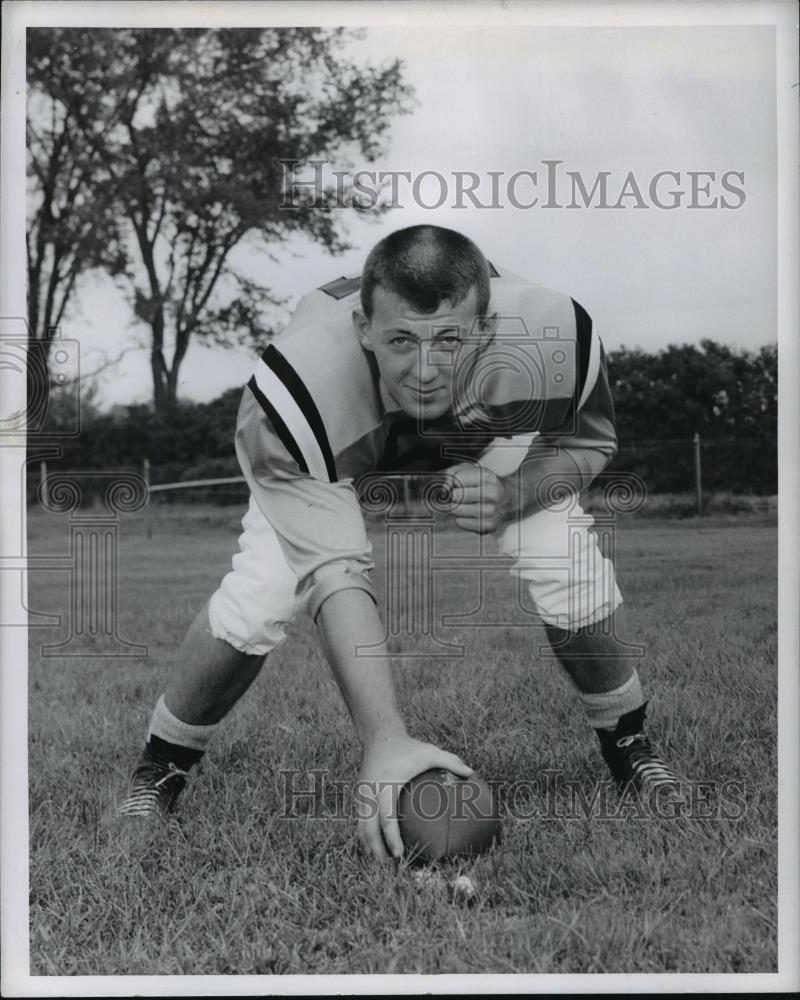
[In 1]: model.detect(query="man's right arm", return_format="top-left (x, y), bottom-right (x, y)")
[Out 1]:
top-left (234, 376), bottom-right (472, 859)
top-left (317, 587), bottom-right (473, 861)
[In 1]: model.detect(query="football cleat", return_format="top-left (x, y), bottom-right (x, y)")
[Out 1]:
top-left (116, 753), bottom-right (189, 819)
top-left (596, 703), bottom-right (682, 797)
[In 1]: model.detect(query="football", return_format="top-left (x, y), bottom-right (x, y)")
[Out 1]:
top-left (397, 768), bottom-right (502, 862)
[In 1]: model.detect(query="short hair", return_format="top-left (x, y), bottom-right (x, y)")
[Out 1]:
top-left (360, 225), bottom-right (491, 321)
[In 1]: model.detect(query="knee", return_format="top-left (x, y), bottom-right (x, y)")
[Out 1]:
top-left (207, 577), bottom-right (295, 657)
top-left (500, 505), bottom-right (623, 630)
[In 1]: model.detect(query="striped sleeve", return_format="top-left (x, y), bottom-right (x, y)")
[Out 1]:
top-left (235, 354), bottom-right (375, 619)
top-left (557, 338), bottom-right (617, 454)
top-left (571, 298), bottom-right (603, 415)
top-left (247, 345), bottom-right (337, 482)
top-left (523, 338), bottom-right (618, 491)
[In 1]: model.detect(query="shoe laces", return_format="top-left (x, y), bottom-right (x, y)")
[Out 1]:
top-left (616, 732), bottom-right (645, 749)
top-left (617, 732), bottom-right (678, 786)
top-left (117, 760), bottom-right (189, 818)
top-left (151, 761), bottom-right (189, 787)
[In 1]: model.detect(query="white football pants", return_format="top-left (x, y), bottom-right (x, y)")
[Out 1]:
top-left (208, 491), bottom-right (623, 657)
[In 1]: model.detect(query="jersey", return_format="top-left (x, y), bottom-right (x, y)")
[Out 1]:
top-left (234, 263), bottom-right (618, 617)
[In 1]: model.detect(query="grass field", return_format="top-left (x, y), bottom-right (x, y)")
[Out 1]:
top-left (26, 502), bottom-right (777, 976)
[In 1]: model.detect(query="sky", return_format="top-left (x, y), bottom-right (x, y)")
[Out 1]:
top-left (58, 23), bottom-right (776, 409)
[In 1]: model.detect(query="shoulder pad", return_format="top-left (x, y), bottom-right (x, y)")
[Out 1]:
top-left (318, 275), bottom-right (361, 301)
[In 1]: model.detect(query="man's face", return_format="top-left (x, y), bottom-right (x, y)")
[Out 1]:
top-left (354, 285), bottom-right (488, 421)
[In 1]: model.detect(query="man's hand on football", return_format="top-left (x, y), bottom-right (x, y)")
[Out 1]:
top-left (356, 735), bottom-right (473, 862)
top-left (444, 463), bottom-right (511, 534)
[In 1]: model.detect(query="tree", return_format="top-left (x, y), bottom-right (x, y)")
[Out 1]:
top-left (28, 28), bottom-right (415, 413)
top-left (606, 340), bottom-right (777, 494)
top-left (26, 35), bottom-right (129, 420)
top-left (608, 339), bottom-right (778, 441)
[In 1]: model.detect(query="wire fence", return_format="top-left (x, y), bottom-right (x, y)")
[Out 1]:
top-left (611, 436), bottom-right (777, 503)
top-left (31, 435), bottom-right (778, 516)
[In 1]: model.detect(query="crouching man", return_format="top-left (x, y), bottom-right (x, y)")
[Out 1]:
top-left (117, 225), bottom-right (680, 859)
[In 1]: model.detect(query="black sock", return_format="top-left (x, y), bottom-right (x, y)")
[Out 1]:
top-left (145, 735), bottom-right (204, 772)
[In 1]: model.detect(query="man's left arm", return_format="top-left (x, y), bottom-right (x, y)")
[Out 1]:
top-left (446, 344), bottom-right (618, 532)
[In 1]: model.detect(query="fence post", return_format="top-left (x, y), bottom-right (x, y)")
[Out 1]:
top-left (143, 457), bottom-right (152, 538)
top-left (40, 461), bottom-right (49, 508)
top-left (693, 432), bottom-right (702, 515)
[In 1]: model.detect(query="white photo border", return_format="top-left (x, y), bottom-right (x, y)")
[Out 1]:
top-left (2, 1), bottom-right (797, 995)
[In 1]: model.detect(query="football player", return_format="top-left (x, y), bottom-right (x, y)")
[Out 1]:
top-left (117, 225), bottom-right (680, 859)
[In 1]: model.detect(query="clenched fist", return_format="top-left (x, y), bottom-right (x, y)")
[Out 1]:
top-left (444, 463), bottom-right (511, 534)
